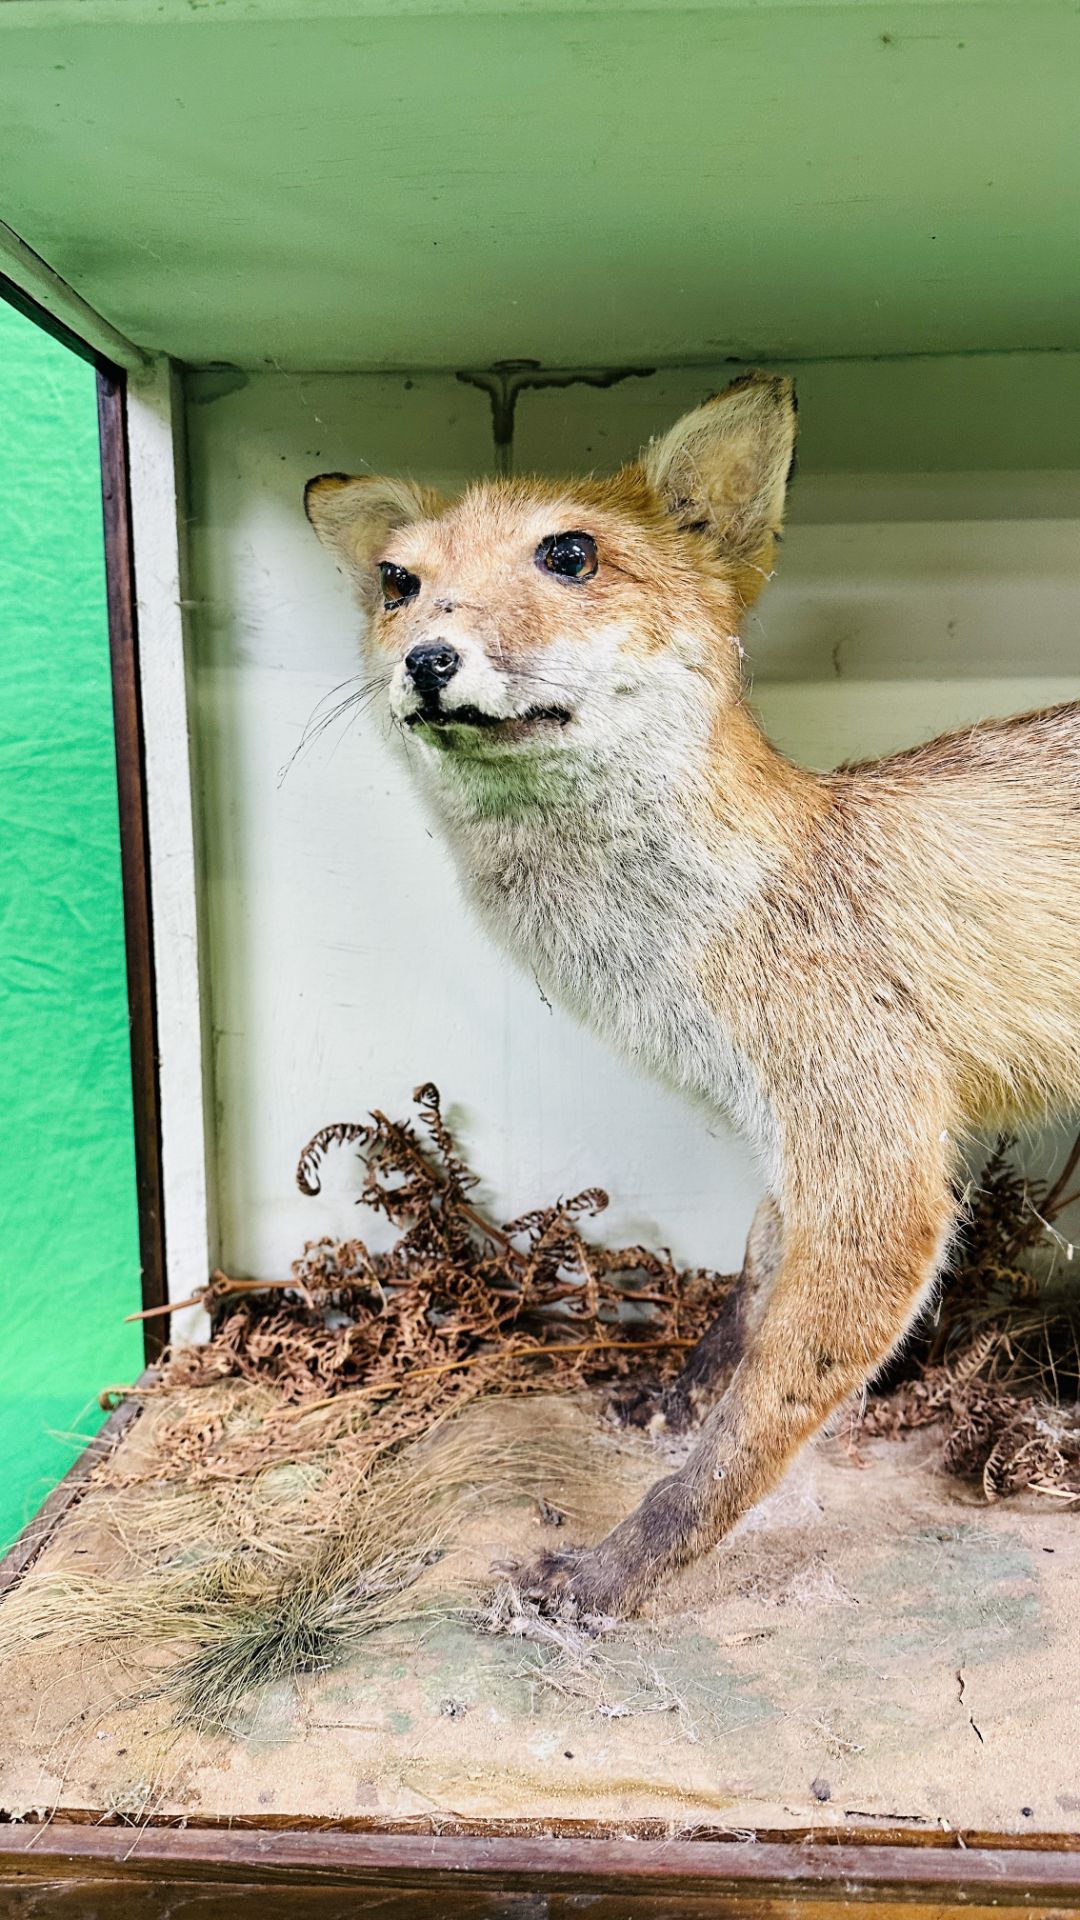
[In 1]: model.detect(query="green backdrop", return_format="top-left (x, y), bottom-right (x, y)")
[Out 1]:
top-left (0, 297), bottom-right (142, 1549)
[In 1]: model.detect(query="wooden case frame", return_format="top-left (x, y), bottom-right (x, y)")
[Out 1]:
top-left (0, 275), bottom-right (171, 1353)
top-left (0, 264), bottom-right (212, 1361)
top-left (4, 1820), bottom-right (1080, 1916)
top-left (2, 248), bottom-right (1080, 1920)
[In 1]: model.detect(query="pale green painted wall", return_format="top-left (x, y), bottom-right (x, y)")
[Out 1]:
top-left (183, 363), bottom-right (1080, 1290)
top-left (0, 1), bottom-right (1077, 371)
top-left (0, 298), bottom-right (142, 1549)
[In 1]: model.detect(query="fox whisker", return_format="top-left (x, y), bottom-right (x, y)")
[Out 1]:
top-left (278, 674), bottom-right (391, 785)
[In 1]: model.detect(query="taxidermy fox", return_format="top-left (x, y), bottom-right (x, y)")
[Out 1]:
top-left (306, 374), bottom-right (1080, 1617)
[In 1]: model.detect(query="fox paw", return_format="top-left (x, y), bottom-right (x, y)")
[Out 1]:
top-left (512, 1545), bottom-right (635, 1624)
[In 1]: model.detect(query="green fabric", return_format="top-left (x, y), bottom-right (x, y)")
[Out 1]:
top-left (0, 298), bottom-right (142, 1551)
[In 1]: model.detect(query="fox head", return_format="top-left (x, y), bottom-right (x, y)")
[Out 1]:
top-left (305, 372), bottom-right (795, 772)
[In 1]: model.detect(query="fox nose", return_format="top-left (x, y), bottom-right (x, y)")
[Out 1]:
top-left (405, 642), bottom-right (460, 696)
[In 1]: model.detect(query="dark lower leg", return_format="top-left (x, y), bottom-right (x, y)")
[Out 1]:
top-left (518, 1209), bottom-right (948, 1617)
top-left (661, 1283), bottom-right (749, 1428)
top-left (614, 1195), bottom-right (782, 1433)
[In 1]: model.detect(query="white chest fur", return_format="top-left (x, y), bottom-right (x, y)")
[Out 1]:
top-left (421, 746), bottom-right (780, 1177)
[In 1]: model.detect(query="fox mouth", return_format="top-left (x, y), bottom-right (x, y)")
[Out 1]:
top-left (405, 702), bottom-right (572, 733)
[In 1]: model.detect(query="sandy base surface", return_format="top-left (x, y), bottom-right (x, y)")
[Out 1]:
top-left (1, 1389), bottom-right (1077, 1839)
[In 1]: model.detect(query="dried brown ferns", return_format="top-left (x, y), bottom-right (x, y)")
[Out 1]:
top-left (158, 1083), bottom-right (730, 1434)
top-left (148, 1098), bottom-right (1079, 1504)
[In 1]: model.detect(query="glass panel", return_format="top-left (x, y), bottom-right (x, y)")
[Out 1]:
top-left (0, 297), bottom-right (142, 1547)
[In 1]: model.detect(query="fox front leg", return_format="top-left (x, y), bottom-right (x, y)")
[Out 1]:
top-left (519, 1177), bottom-right (955, 1619)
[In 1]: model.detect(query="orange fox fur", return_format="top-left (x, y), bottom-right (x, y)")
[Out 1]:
top-left (306, 374), bottom-right (1080, 1616)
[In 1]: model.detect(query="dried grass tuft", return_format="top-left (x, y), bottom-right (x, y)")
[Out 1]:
top-left (0, 1415), bottom-right (576, 1728)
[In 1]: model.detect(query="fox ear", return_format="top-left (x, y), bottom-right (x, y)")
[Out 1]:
top-left (304, 472), bottom-right (440, 608)
top-left (643, 372), bottom-right (797, 608)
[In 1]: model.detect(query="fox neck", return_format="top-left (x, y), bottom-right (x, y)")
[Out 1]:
top-left (415, 696), bottom-right (816, 1065)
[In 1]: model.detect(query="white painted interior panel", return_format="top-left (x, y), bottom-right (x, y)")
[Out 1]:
top-left (183, 364), bottom-right (1080, 1285)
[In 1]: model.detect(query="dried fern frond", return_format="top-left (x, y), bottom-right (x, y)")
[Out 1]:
top-left (153, 1084), bottom-right (730, 1444)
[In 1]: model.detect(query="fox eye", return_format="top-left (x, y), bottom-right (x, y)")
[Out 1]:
top-left (536, 531), bottom-right (598, 583)
top-left (379, 562), bottom-right (420, 607)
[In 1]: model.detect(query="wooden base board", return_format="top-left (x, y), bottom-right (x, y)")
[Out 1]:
top-left (3, 1824), bottom-right (1080, 1916)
